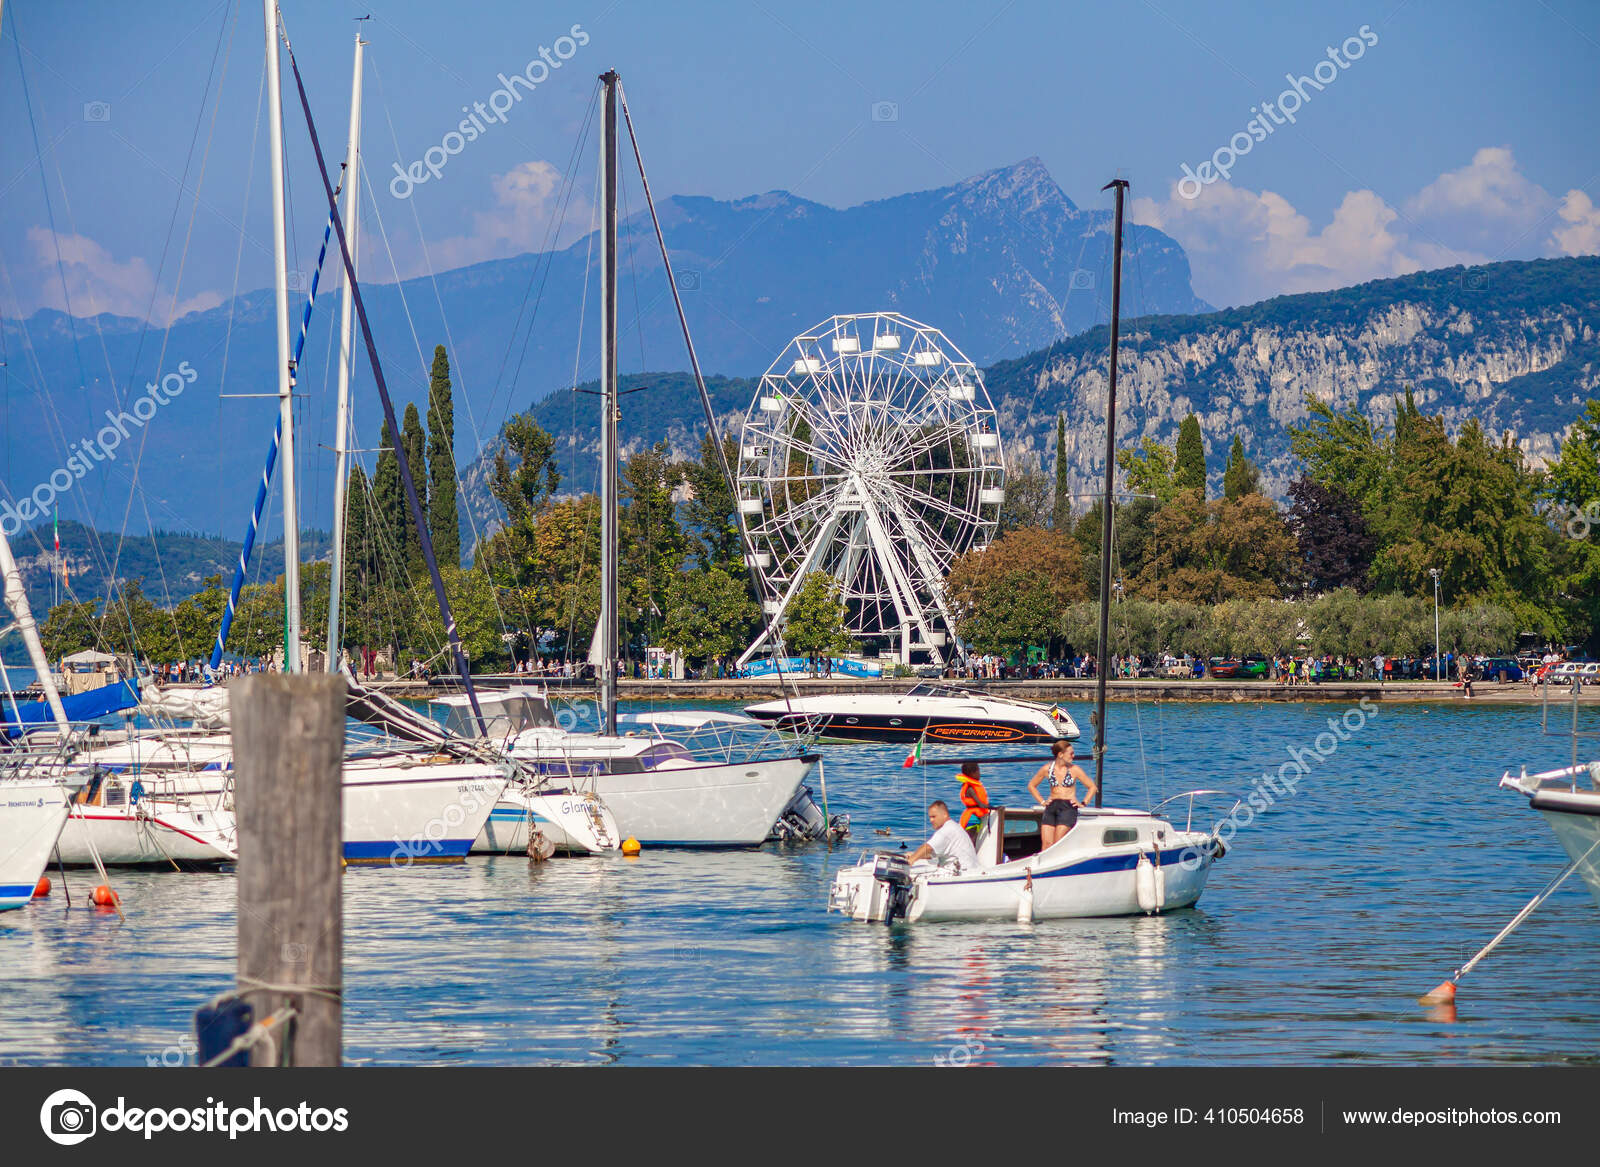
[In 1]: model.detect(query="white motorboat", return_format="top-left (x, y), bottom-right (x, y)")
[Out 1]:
top-left (828, 795), bottom-right (1227, 923)
top-left (746, 684), bottom-right (1079, 745)
top-left (1, 773), bottom-right (71, 910)
top-left (430, 689), bottom-right (818, 847)
top-left (1500, 760), bottom-right (1600, 908)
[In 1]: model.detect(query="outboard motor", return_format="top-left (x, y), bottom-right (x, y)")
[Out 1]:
top-left (872, 851), bottom-right (915, 924)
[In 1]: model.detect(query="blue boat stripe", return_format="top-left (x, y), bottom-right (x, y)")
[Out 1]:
top-left (953, 846), bottom-right (1202, 886)
top-left (342, 838), bottom-right (475, 861)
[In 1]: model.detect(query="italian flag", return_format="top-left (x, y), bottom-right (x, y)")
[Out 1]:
top-left (902, 739), bottom-right (922, 768)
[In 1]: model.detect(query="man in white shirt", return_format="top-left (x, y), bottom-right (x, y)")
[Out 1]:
top-left (906, 800), bottom-right (981, 873)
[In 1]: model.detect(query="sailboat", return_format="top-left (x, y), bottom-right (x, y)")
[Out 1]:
top-left (431, 71), bottom-right (820, 847)
top-left (69, 10), bottom-right (507, 867)
top-left (827, 179), bottom-right (1231, 922)
top-left (0, 522), bottom-right (75, 907)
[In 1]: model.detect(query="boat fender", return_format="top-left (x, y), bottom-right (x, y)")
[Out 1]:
top-left (1017, 870), bottom-right (1034, 924)
top-left (1134, 851), bottom-right (1158, 914)
top-left (1151, 848), bottom-right (1166, 910)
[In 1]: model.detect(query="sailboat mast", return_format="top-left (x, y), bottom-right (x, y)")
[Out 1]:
top-left (598, 70), bottom-right (619, 734)
top-left (326, 30), bottom-right (365, 669)
top-left (264, 0), bottom-right (300, 672)
top-left (0, 526), bottom-right (67, 730)
top-left (1092, 178), bottom-right (1128, 809)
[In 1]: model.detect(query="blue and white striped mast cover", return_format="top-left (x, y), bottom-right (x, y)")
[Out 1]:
top-left (207, 202), bottom-right (338, 674)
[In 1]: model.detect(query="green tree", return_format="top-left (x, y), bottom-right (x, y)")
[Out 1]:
top-left (425, 344), bottom-right (460, 568)
top-left (784, 571), bottom-right (853, 661)
top-left (682, 433), bottom-right (742, 573)
top-left (1542, 399), bottom-right (1600, 646)
top-left (1121, 435), bottom-right (1177, 505)
top-left (373, 419), bottom-right (407, 581)
top-left (1138, 492), bottom-right (1298, 603)
top-left (998, 455), bottom-right (1054, 532)
top-left (659, 567), bottom-right (759, 668)
top-left (620, 441), bottom-right (687, 653)
top-left (400, 402), bottom-right (429, 577)
top-left (1222, 434), bottom-right (1261, 499)
top-left (1174, 413), bottom-right (1207, 496)
top-left (946, 526), bottom-right (1087, 654)
top-left (40, 599), bottom-right (100, 659)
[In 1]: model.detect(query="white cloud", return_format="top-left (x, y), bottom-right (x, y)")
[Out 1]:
top-left (1403, 146), bottom-right (1555, 257)
top-left (20, 227), bottom-right (222, 324)
top-left (1552, 189), bottom-right (1600, 257)
top-left (1135, 148), bottom-right (1599, 308)
top-left (413, 159), bottom-right (590, 275)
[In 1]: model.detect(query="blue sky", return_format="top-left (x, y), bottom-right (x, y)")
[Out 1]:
top-left (2, 0), bottom-right (1597, 322)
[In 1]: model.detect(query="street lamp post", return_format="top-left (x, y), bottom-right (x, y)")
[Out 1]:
top-left (1429, 568), bottom-right (1442, 681)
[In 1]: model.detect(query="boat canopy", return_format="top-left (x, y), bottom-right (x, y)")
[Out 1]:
top-left (429, 688), bottom-right (557, 738)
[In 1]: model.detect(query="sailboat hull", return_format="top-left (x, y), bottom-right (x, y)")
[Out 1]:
top-left (1535, 795), bottom-right (1600, 908)
top-left (55, 802), bottom-right (237, 866)
top-left (1, 781), bottom-right (69, 909)
top-left (474, 788), bottom-right (619, 855)
top-left (592, 754), bottom-right (817, 847)
top-left (341, 759), bottom-right (507, 865)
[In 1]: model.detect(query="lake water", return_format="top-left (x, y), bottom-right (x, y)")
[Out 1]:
top-left (2, 696), bottom-right (1597, 1066)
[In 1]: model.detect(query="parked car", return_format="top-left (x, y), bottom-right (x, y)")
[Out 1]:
top-left (1208, 657), bottom-right (1241, 679)
top-left (1549, 662), bottom-right (1582, 686)
top-left (1480, 657), bottom-right (1524, 682)
top-left (1238, 655), bottom-right (1269, 679)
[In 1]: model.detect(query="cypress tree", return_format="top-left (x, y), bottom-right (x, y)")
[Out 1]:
top-left (1174, 413), bottom-right (1207, 496)
top-left (1222, 434), bottom-right (1261, 499)
top-left (1052, 413), bottom-right (1071, 529)
top-left (426, 344), bottom-right (460, 567)
top-left (344, 464), bottom-right (373, 588)
top-left (373, 419), bottom-right (407, 577)
top-left (400, 402), bottom-right (429, 577)
top-left (342, 464), bottom-right (373, 645)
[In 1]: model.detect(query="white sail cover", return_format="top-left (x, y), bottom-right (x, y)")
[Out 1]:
top-left (140, 684), bottom-right (233, 729)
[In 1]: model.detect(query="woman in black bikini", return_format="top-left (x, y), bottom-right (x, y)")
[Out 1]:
top-left (1026, 740), bottom-right (1098, 849)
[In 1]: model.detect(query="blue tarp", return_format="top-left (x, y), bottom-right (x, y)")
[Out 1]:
top-left (2, 678), bottom-right (140, 736)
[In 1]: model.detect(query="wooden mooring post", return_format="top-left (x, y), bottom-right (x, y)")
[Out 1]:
top-left (231, 673), bottom-right (345, 1066)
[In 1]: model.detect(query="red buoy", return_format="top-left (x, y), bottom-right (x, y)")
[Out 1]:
top-left (90, 885), bottom-right (119, 908)
top-left (32, 877), bottom-right (50, 898)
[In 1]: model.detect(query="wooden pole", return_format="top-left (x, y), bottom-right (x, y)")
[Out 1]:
top-left (231, 673), bottom-right (344, 1066)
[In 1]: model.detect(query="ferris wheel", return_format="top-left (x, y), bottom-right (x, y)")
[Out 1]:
top-left (734, 312), bottom-right (1005, 667)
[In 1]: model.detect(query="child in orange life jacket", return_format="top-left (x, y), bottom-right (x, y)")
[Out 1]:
top-left (957, 759), bottom-right (991, 838)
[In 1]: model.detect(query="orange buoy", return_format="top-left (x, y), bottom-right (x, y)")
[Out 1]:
top-left (32, 877), bottom-right (51, 898)
top-left (90, 885), bottom-right (119, 908)
top-left (1418, 980), bottom-right (1456, 1005)
top-left (621, 837), bottom-right (641, 857)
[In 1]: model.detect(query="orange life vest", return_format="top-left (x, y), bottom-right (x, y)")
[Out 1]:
top-left (958, 774), bottom-right (991, 827)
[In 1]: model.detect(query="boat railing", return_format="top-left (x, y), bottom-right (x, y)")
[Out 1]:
top-left (1150, 789), bottom-right (1239, 834)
